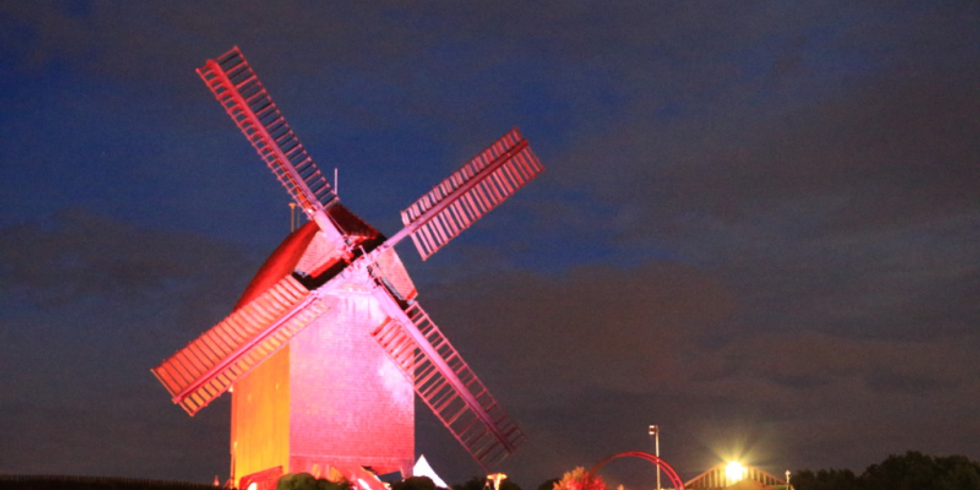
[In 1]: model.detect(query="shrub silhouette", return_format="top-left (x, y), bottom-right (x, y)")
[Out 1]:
top-left (276, 473), bottom-right (353, 490)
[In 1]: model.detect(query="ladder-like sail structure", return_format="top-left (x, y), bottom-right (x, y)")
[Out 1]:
top-left (152, 276), bottom-right (330, 415)
top-left (371, 296), bottom-right (526, 469)
top-left (399, 128), bottom-right (544, 260)
top-left (197, 46), bottom-right (341, 236)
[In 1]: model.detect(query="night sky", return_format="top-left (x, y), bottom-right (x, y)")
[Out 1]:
top-left (1, 2), bottom-right (978, 489)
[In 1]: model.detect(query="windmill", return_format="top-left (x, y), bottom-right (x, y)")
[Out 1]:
top-left (151, 47), bottom-right (542, 488)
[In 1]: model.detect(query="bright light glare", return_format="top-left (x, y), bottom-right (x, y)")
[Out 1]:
top-left (725, 462), bottom-right (747, 483)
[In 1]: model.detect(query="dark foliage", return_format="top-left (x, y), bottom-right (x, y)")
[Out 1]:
top-left (792, 451), bottom-right (980, 490)
top-left (275, 472), bottom-right (353, 490)
top-left (535, 478), bottom-right (559, 490)
top-left (0, 475), bottom-right (217, 490)
top-left (791, 468), bottom-right (861, 490)
top-left (392, 477), bottom-right (438, 490)
top-left (451, 476), bottom-right (522, 490)
top-left (863, 452), bottom-right (980, 490)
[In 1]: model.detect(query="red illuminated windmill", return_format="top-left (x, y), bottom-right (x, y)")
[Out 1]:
top-left (151, 47), bottom-right (542, 487)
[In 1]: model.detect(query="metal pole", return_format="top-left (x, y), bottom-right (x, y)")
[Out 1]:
top-left (649, 425), bottom-right (661, 490)
top-left (656, 429), bottom-right (661, 490)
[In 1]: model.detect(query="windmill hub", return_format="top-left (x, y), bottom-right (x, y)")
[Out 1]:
top-left (152, 47), bottom-right (543, 490)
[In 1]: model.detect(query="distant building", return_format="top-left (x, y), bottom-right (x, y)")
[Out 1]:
top-left (684, 463), bottom-right (791, 490)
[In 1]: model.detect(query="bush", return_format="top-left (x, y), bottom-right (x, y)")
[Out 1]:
top-left (394, 477), bottom-right (440, 490)
top-left (275, 473), bottom-right (353, 490)
top-left (552, 468), bottom-right (606, 490)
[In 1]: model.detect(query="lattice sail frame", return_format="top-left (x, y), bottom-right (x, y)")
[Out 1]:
top-left (371, 294), bottom-right (526, 470)
top-left (400, 128), bottom-right (543, 260)
top-left (197, 47), bottom-right (342, 237)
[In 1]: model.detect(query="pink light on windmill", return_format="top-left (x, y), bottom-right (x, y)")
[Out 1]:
top-left (150, 47), bottom-right (542, 487)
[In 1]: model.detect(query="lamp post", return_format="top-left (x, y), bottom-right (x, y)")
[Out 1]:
top-left (648, 425), bottom-right (660, 490)
top-left (785, 470), bottom-right (791, 490)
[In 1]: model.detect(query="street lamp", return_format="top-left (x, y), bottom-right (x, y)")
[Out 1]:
top-left (648, 425), bottom-right (660, 490)
top-left (725, 462), bottom-right (746, 486)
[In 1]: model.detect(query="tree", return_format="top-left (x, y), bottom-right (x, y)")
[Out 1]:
top-left (394, 476), bottom-right (439, 490)
top-left (862, 451), bottom-right (980, 490)
top-left (793, 451), bottom-right (980, 490)
top-left (791, 468), bottom-right (861, 490)
top-left (452, 476), bottom-right (522, 490)
top-left (536, 478), bottom-right (560, 490)
top-left (934, 455), bottom-right (980, 490)
top-left (552, 468), bottom-right (606, 490)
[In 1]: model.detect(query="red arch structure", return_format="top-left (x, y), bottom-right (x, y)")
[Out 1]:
top-left (590, 451), bottom-right (686, 490)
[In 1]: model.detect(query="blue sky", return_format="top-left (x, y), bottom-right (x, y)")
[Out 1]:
top-left (1, 1), bottom-right (978, 488)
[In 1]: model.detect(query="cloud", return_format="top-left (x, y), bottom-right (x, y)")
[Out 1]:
top-left (0, 209), bottom-right (253, 313)
top-left (0, 210), bottom-right (254, 481)
top-left (2, 1), bottom-right (979, 485)
top-left (411, 251), bottom-right (980, 483)
top-left (421, 261), bottom-right (735, 397)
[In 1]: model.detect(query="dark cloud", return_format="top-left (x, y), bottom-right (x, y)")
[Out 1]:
top-left (1, 1), bottom-right (979, 487)
top-left (413, 258), bottom-right (980, 484)
top-left (438, 261), bottom-right (735, 393)
top-left (0, 211), bottom-right (250, 480)
top-left (0, 209), bottom-right (255, 325)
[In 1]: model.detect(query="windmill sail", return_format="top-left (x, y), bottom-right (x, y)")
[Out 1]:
top-left (371, 294), bottom-right (526, 469)
top-left (197, 47), bottom-right (342, 238)
top-left (399, 128), bottom-right (544, 260)
top-left (152, 276), bottom-right (330, 415)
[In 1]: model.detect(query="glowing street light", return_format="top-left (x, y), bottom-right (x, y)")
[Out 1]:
top-left (725, 462), bottom-right (747, 485)
top-left (487, 473), bottom-right (507, 490)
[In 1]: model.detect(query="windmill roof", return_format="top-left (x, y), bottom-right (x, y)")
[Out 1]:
top-left (234, 220), bottom-right (319, 309)
top-left (234, 204), bottom-right (382, 309)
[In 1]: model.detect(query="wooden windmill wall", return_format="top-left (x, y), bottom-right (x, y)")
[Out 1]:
top-left (228, 220), bottom-right (417, 481)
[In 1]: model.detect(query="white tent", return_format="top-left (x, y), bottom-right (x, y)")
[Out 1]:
top-left (413, 455), bottom-right (449, 489)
